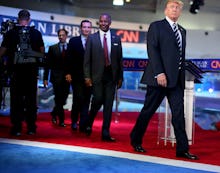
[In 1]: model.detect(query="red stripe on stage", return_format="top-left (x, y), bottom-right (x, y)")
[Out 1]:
top-left (0, 111), bottom-right (219, 166)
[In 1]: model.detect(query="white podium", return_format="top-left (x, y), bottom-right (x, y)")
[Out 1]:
top-left (157, 61), bottom-right (203, 146)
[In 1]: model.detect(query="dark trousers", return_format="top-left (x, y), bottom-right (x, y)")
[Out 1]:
top-left (130, 84), bottom-right (189, 153)
top-left (71, 81), bottom-right (91, 130)
top-left (88, 66), bottom-right (116, 137)
top-left (10, 69), bottom-right (38, 132)
top-left (52, 79), bottom-right (69, 123)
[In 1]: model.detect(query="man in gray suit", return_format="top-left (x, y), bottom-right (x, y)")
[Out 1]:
top-left (130, 0), bottom-right (198, 160)
top-left (84, 13), bottom-right (123, 142)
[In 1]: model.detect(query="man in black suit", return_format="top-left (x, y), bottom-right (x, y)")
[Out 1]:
top-left (43, 28), bottom-right (69, 127)
top-left (65, 20), bottom-right (92, 132)
top-left (130, 0), bottom-right (198, 160)
top-left (84, 13), bottom-right (123, 142)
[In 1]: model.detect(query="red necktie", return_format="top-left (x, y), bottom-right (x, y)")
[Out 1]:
top-left (103, 34), bottom-right (110, 66)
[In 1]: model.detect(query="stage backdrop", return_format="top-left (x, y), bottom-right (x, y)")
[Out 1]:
top-left (0, 6), bottom-right (220, 112)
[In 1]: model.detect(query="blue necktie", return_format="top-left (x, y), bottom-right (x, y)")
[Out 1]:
top-left (173, 23), bottom-right (182, 69)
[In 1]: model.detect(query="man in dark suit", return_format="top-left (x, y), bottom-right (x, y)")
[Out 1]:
top-left (65, 20), bottom-right (92, 132)
top-left (130, 0), bottom-right (198, 160)
top-left (84, 13), bottom-right (123, 142)
top-left (43, 28), bottom-right (69, 127)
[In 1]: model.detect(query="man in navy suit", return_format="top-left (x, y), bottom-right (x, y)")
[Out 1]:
top-left (65, 20), bottom-right (92, 132)
top-left (130, 0), bottom-right (198, 160)
top-left (84, 13), bottom-right (123, 142)
top-left (43, 29), bottom-right (69, 127)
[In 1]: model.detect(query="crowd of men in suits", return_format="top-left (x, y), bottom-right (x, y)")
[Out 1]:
top-left (0, 0), bottom-right (199, 160)
top-left (44, 13), bottom-right (123, 142)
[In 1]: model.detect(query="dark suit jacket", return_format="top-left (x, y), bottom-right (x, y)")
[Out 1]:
top-left (44, 43), bottom-right (67, 84)
top-left (84, 31), bottom-right (123, 83)
top-left (66, 36), bottom-right (85, 82)
top-left (141, 19), bottom-right (186, 88)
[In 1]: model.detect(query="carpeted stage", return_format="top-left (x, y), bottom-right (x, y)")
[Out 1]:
top-left (0, 111), bottom-right (220, 167)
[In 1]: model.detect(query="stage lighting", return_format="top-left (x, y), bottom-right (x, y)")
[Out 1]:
top-left (113, 0), bottom-right (124, 6)
top-left (208, 88), bottom-right (214, 93)
top-left (189, 0), bottom-right (204, 14)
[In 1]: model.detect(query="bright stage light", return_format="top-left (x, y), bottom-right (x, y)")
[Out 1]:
top-left (208, 88), bottom-right (214, 93)
top-left (113, 0), bottom-right (124, 6)
top-left (197, 88), bottom-right (202, 92)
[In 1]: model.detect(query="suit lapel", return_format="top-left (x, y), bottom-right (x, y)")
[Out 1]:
top-left (77, 36), bottom-right (84, 51)
top-left (110, 33), bottom-right (117, 59)
top-left (163, 19), bottom-right (185, 50)
top-left (111, 34), bottom-right (116, 49)
top-left (163, 19), bottom-right (177, 42)
top-left (55, 44), bottom-right (61, 55)
top-left (95, 31), bottom-right (102, 49)
top-left (178, 25), bottom-right (186, 49)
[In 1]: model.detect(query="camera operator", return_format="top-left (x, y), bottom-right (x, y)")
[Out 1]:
top-left (0, 59), bottom-right (4, 109)
top-left (0, 9), bottom-right (45, 136)
top-left (0, 56), bottom-right (8, 110)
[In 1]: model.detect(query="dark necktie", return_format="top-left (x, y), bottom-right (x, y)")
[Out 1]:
top-left (173, 23), bottom-right (182, 69)
top-left (61, 44), bottom-right (66, 58)
top-left (173, 23), bottom-right (182, 53)
top-left (103, 34), bottom-right (110, 66)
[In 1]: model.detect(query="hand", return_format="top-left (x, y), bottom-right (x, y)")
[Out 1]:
top-left (85, 78), bottom-right (92, 87)
top-left (157, 73), bottom-right (167, 87)
top-left (43, 80), bottom-right (48, 88)
top-left (117, 79), bottom-right (122, 89)
top-left (65, 74), bottom-right (72, 83)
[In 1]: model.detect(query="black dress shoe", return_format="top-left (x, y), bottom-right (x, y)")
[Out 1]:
top-left (85, 126), bottom-right (92, 136)
top-left (132, 144), bottom-right (146, 153)
top-left (51, 117), bottom-right (57, 124)
top-left (59, 123), bottom-right (66, 127)
top-left (10, 131), bottom-right (21, 136)
top-left (27, 131), bottom-right (36, 135)
top-left (176, 152), bottom-right (199, 160)
top-left (102, 136), bottom-right (116, 142)
top-left (71, 123), bottom-right (77, 131)
top-left (10, 128), bottom-right (21, 136)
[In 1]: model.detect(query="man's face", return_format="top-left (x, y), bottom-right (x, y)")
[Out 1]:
top-left (99, 15), bottom-right (111, 32)
top-left (18, 19), bottom-right (30, 26)
top-left (58, 30), bottom-right (67, 43)
top-left (164, 2), bottom-right (182, 22)
top-left (81, 22), bottom-right (92, 37)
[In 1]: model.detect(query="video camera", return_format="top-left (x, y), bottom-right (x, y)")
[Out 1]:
top-left (14, 26), bottom-right (45, 66)
top-left (0, 19), bottom-right (17, 35)
top-left (1, 20), bottom-right (45, 66)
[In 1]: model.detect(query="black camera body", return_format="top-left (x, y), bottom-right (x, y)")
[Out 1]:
top-left (13, 26), bottom-right (45, 66)
top-left (0, 20), bottom-right (17, 35)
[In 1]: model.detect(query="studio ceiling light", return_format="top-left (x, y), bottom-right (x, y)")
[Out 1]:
top-left (189, 0), bottom-right (205, 14)
top-left (113, 0), bottom-right (124, 6)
